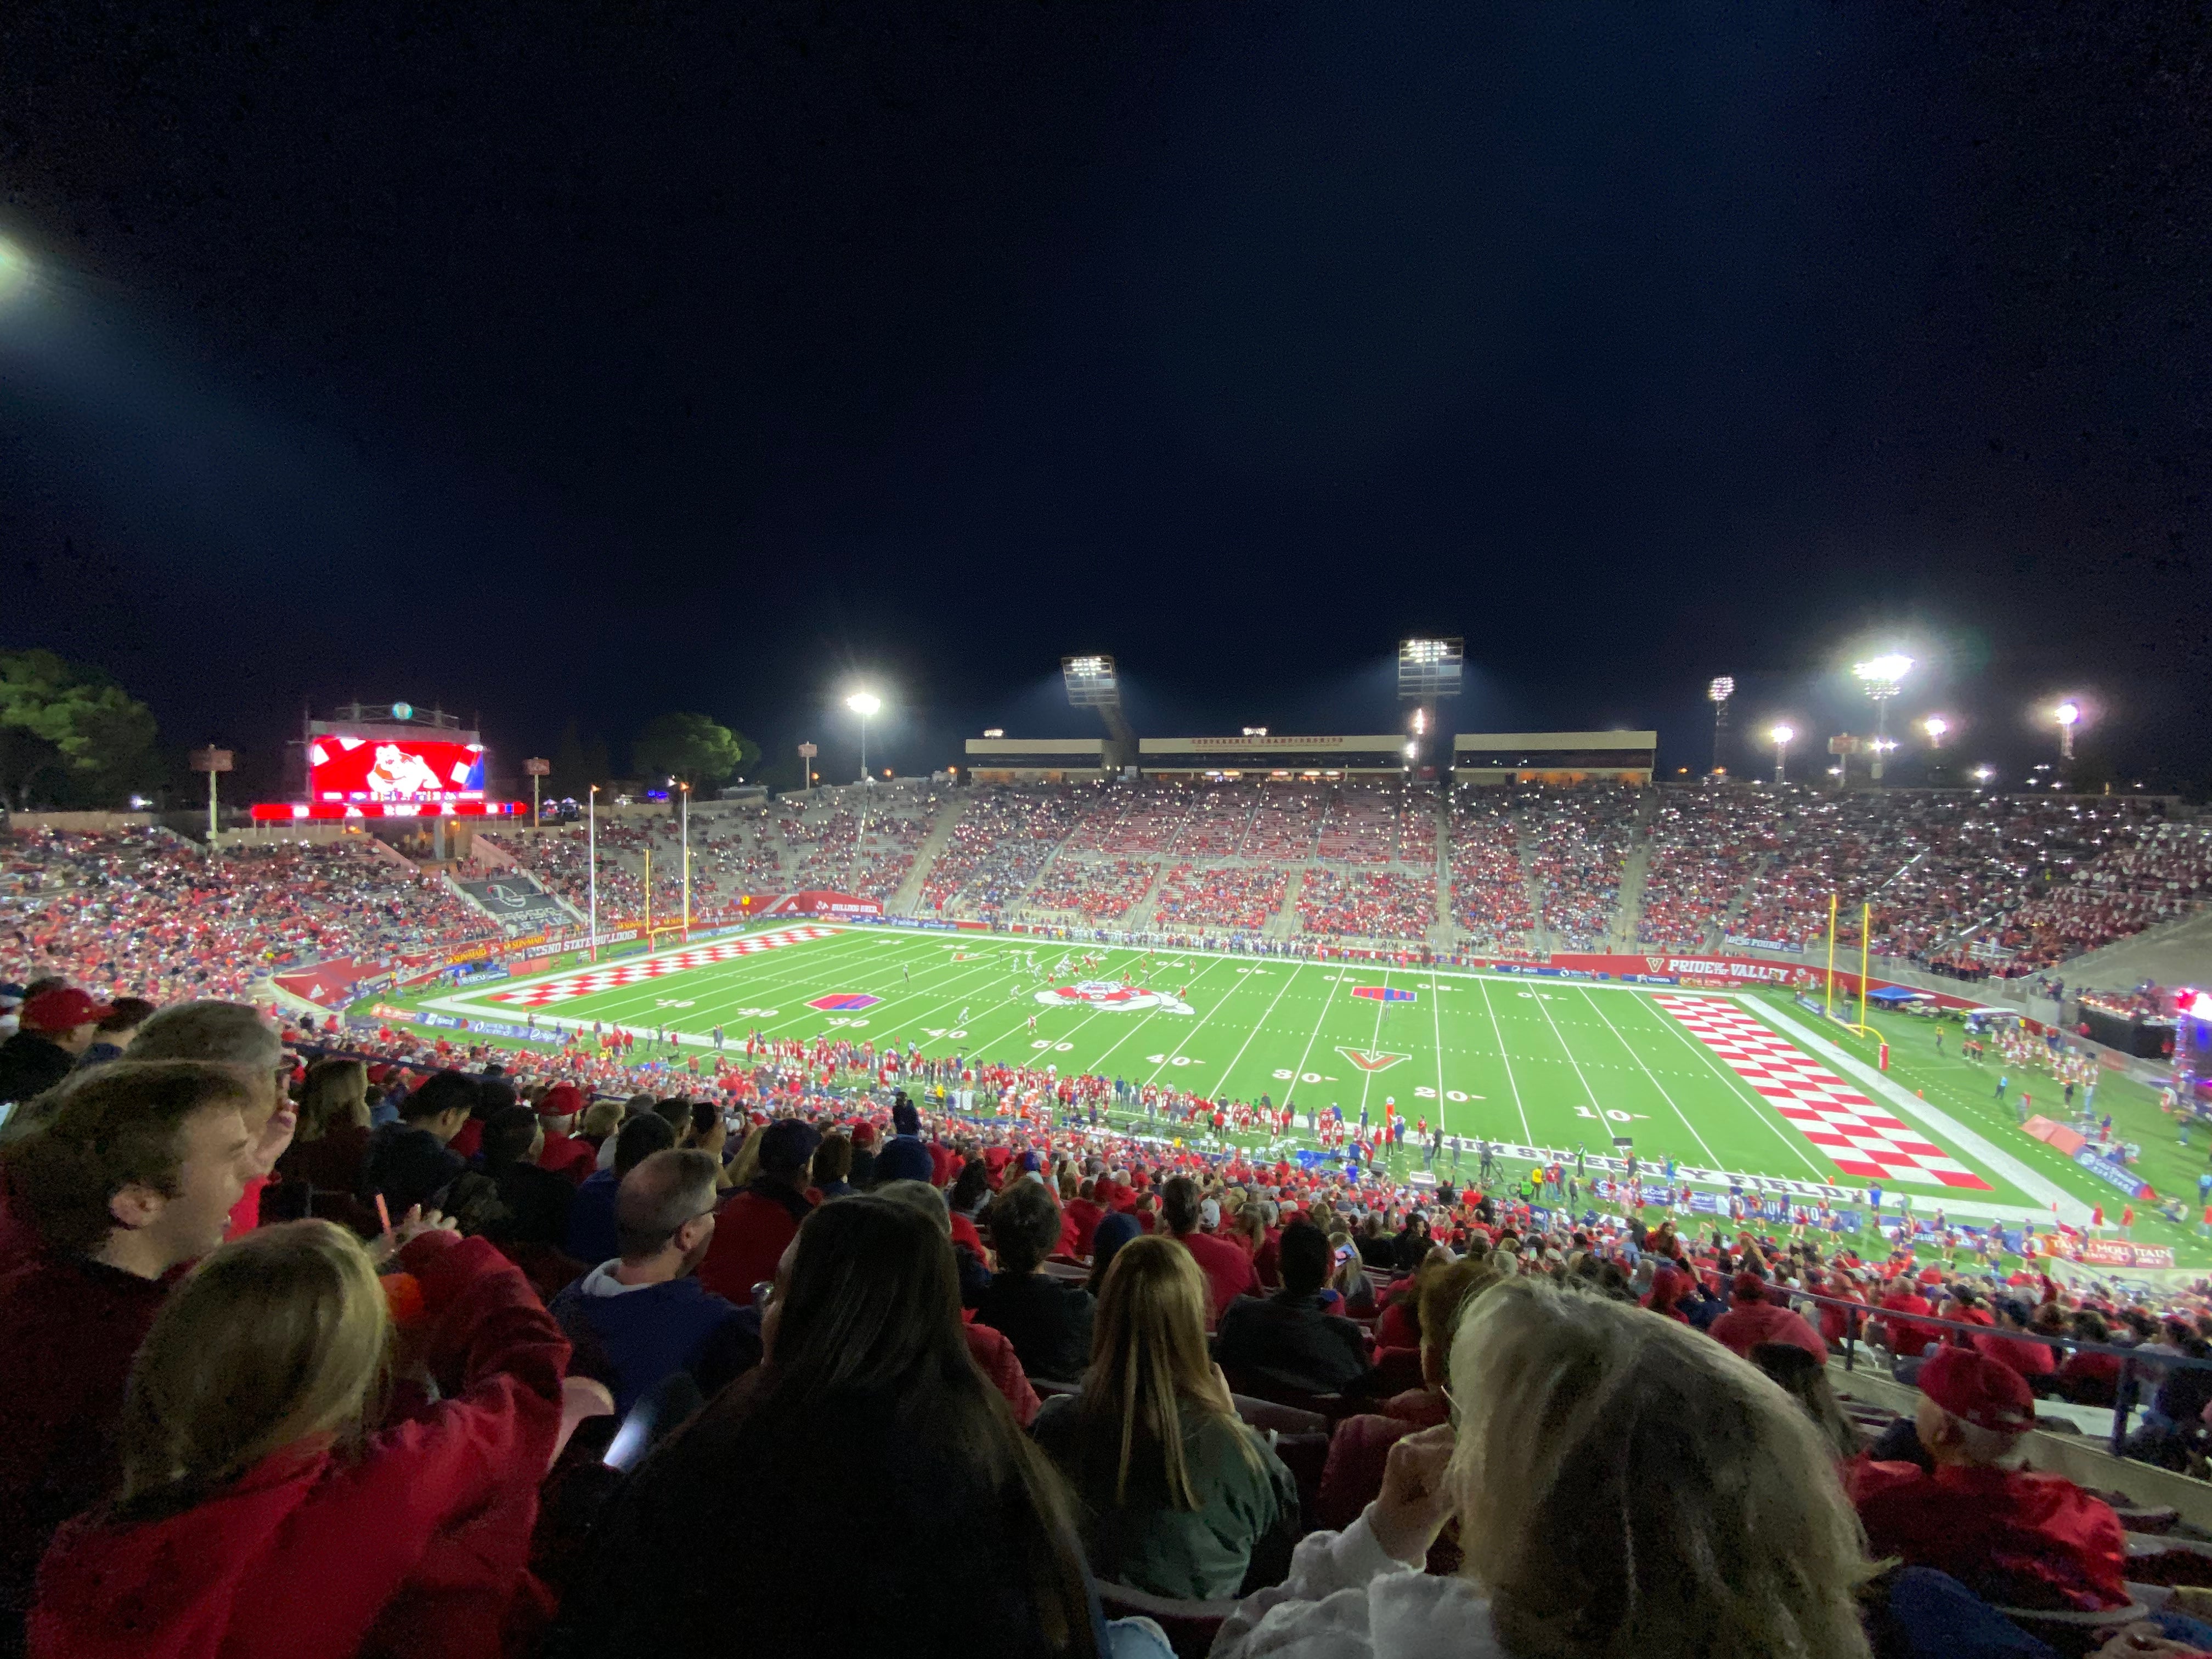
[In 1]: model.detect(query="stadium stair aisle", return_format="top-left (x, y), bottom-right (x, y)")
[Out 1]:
top-left (1721, 849), bottom-right (1773, 945)
top-left (891, 792), bottom-right (969, 916)
top-left (1263, 868), bottom-right (1306, 941)
top-left (1613, 838), bottom-right (1653, 949)
top-left (1429, 792), bottom-right (1452, 941)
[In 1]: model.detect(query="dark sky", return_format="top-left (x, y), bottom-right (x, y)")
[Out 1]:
top-left (2, 2), bottom-right (2208, 796)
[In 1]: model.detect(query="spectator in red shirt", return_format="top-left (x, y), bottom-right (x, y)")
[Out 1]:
top-left (0, 1061), bottom-right (258, 1653)
top-left (1162, 1176), bottom-right (1259, 1327)
top-left (1973, 1297), bottom-right (2059, 1384)
top-left (1850, 1345), bottom-right (2128, 1612)
top-left (1876, 1280), bottom-right (1939, 1359)
top-left (1709, 1272), bottom-right (1829, 1364)
top-left (31, 1215), bottom-right (571, 1659)
top-left (697, 1118), bottom-right (817, 1306)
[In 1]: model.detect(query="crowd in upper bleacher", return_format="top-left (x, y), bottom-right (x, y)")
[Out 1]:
top-left (10, 973), bottom-right (2212, 1657)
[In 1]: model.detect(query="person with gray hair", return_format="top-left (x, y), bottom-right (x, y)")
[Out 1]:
top-left (120, 1001), bottom-right (296, 1232)
top-left (549, 1148), bottom-right (757, 1416)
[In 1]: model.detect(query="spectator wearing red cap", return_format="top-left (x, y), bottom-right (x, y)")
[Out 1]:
top-left (533, 1082), bottom-right (598, 1184)
top-left (0, 1062), bottom-right (258, 1652)
top-left (1709, 1272), bottom-right (1829, 1364)
top-left (1849, 1345), bottom-right (2129, 1612)
top-left (0, 987), bottom-right (112, 1107)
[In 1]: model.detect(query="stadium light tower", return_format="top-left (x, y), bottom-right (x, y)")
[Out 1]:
top-left (1851, 654), bottom-right (1911, 783)
top-left (1769, 724), bottom-right (1793, 785)
top-left (1707, 676), bottom-right (1734, 775)
top-left (2055, 699), bottom-right (2081, 762)
top-left (1398, 638), bottom-right (1463, 780)
top-left (845, 691), bottom-right (881, 785)
top-left (1062, 654), bottom-right (1136, 775)
top-left (1922, 716), bottom-right (1949, 748)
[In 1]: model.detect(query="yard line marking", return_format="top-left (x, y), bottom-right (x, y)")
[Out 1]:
top-left (1472, 976), bottom-right (1535, 1147)
top-left (1284, 969), bottom-right (1352, 1115)
top-left (1209, 961), bottom-right (1308, 1098)
top-left (1570, 985), bottom-right (1720, 1167)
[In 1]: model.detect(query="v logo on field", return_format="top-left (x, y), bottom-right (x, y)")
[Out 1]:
top-left (1336, 1047), bottom-right (1409, 1073)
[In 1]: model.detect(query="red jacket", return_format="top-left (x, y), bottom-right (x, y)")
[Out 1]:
top-left (1062, 1198), bottom-right (1105, 1259)
top-left (537, 1130), bottom-right (598, 1187)
top-left (0, 1252), bottom-right (177, 1646)
top-left (961, 1320), bottom-right (1040, 1428)
top-left (1177, 1231), bottom-right (1261, 1327)
top-left (1849, 1457), bottom-right (2128, 1612)
top-left (30, 1233), bottom-right (571, 1659)
top-left (1709, 1297), bottom-right (1829, 1364)
top-left (1876, 1291), bottom-right (1939, 1358)
top-left (696, 1184), bottom-right (813, 1306)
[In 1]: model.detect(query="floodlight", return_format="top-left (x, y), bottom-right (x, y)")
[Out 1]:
top-left (2053, 698), bottom-right (2081, 761)
top-left (1397, 638), bottom-right (1464, 699)
top-left (983, 727), bottom-right (1005, 739)
top-left (1062, 654), bottom-right (1121, 709)
top-left (1853, 654), bottom-right (1913, 692)
top-left (1708, 676), bottom-right (1735, 703)
top-left (2055, 701), bottom-right (2080, 727)
top-left (1769, 723), bottom-right (1795, 746)
top-left (846, 691), bottom-right (882, 717)
top-left (1922, 716), bottom-right (1949, 744)
top-left (1769, 724), bottom-right (1793, 785)
top-left (1403, 741), bottom-right (1418, 759)
top-left (1972, 765), bottom-right (1995, 783)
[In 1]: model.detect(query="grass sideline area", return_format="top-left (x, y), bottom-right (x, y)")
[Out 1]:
top-left (358, 923), bottom-right (2201, 1266)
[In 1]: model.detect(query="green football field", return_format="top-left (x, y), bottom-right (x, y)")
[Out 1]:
top-left (374, 922), bottom-right (2202, 1253)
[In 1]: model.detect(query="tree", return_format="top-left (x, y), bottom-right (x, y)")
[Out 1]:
top-left (632, 712), bottom-right (757, 791)
top-left (0, 650), bottom-right (162, 809)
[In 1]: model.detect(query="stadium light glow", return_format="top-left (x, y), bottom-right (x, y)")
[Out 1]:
top-left (0, 239), bottom-right (30, 303)
top-left (1972, 765), bottom-right (1995, 783)
top-left (1397, 638), bottom-right (1463, 701)
top-left (1403, 741), bottom-right (1418, 759)
top-left (2055, 698), bottom-right (2081, 762)
top-left (1769, 724), bottom-right (1793, 785)
top-left (1922, 716), bottom-right (1949, 745)
top-left (982, 728), bottom-right (1004, 738)
top-left (1852, 654), bottom-right (1911, 783)
top-left (1707, 676), bottom-right (1734, 774)
top-left (1708, 676), bottom-right (1734, 703)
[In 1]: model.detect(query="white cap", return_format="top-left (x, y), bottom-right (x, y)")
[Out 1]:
top-left (1199, 1197), bottom-right (1221, 1230)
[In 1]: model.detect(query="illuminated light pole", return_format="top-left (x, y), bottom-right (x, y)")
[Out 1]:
top-left (846, 691), bottom-right (881, 785)
top-left (1708, 676), bottom-right (1734, 775)
top-left (1972, 765), bottom-right (1995, 786)
top-left (588, 784), bottom-right (599, 963)
top-left (1769, 724), bottom-right (1794, 786)
top-left (1922, 716), bottom-right (1949, 748)
top-left (1852, 654), bottom-right (1911, 785)
top-left (679, 780), bottom-right (691, 942)
top-left (2055, 700), bottom-right (2080, 763)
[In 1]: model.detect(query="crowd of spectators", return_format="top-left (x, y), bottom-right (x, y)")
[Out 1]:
top-left (1993, 823), bottom-right (2212, 969)
top-left (1025, 857), bottom-right (1160, 922)
top-left (8, 977), bottom-right (2212, 1658)
top-left (1171, 790), bottom-right (1255, 859)
top-left (1295, 868), bottom-right (1436, 941)
top-left (1, 831), bottom-right (498, 1000)
top-left (1152, 862), bottom-right (1289, 933)
top-left (1447, 794), bottom-right (1536, 951)
top-left (1522, 784), bottom-right (1637, 949)
top-left (922, 788), bottom-right (1091, 917)
top-left (1637, 784), bottom-right (1783, 950)
top-left (1241, 788), bottom-right (1324, 860)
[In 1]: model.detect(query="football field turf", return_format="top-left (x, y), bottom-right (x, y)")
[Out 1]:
top-left (391, 923), bottom-right (2156, 1233)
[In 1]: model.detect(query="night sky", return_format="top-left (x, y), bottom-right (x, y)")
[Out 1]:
top-left (2, 2), bottom-right (2208, 797)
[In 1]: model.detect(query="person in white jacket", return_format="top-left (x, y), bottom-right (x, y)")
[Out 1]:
top-left (1213, 1278), bottom-right (1873, 1659)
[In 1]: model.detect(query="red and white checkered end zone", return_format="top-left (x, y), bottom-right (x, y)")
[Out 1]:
top-left (488, 926), bottom-right (837, 1007)
top-left (1655, 995), bottom-right (1991, 1191)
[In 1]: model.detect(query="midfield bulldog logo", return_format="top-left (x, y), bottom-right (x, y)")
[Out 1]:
top-left (1035, 981), bottom-right (1193, 1015)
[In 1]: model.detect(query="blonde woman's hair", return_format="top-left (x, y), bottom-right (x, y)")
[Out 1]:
top-left (581, 1099), bottom-right (624, 1139)
top-left (116, 1220), bottom-right (393, 1518)
top-left (1082, 1235), bottom-right (1257, 1510)
top-left (1449, 1278), bottom-right (1872, 1659)
top-left (725, 1124), bottom-right (767, 1189)
top-left (294, 1058), bottom-right (369, 1143)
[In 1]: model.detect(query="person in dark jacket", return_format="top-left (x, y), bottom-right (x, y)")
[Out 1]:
top-left (974, 1179), bottom-right (1094, 1383)
top-left (566, 1114), bottom-right (678, 1264)
top-left (1212, 1220), bottom-right (1370, 1396)
top-left (551, 1149), bottom-right (758, 1415)
top-left (70, 997), bottom-right (154, 1073)
top-left (0, 986), bottom-right (111, 1108)
top-left (847, 1121), bottom-right (879, 1189)
top-left (359, 1070), bottom-right (475, 1217)
top-left (477, 1104), bottom-right (576, 1248)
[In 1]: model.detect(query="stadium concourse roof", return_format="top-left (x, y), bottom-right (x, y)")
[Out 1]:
top-left (962, 730), bottom-right (1656, 782)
